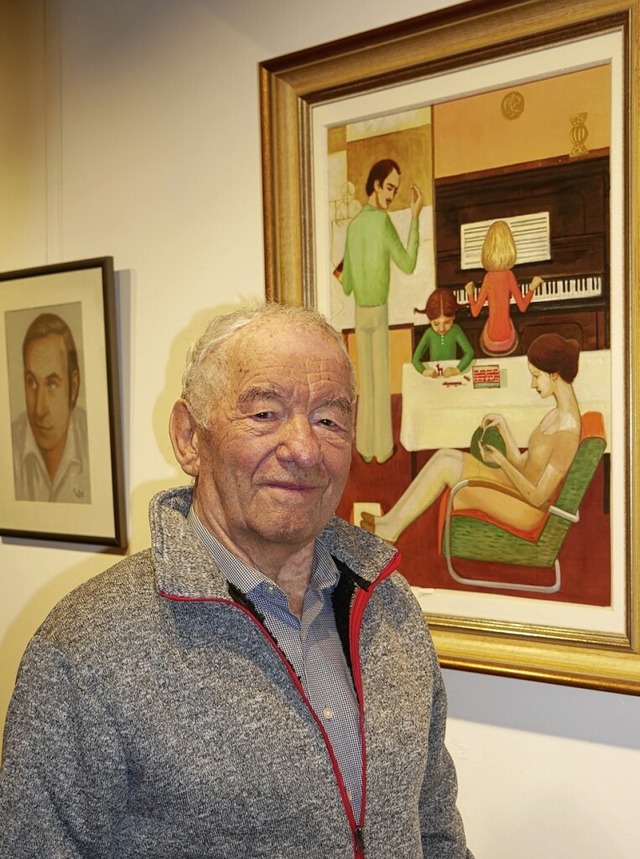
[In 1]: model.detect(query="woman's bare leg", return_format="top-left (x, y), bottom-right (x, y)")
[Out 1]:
top-left (361, 448), bottom-right (464, 542)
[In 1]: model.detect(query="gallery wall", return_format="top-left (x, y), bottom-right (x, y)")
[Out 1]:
top-left (1, 1), bottom-right (639, 857)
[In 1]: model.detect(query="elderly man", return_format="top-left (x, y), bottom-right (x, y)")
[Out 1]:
top-left (0, 303), bottom-right (472, 858)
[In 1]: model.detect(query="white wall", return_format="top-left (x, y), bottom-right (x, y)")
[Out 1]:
top-left (1, 2), bottom-right (639, 856)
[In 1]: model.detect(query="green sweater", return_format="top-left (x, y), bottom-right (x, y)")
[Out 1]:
top-left (342, 205), bottom-right (419, 306)
top-left (412, 323), bottom-right (475, 373)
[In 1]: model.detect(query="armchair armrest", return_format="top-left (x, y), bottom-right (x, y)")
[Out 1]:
top-left (458, 479), bottom-right (579, 523)
top-left (451, 478), bottom-right (548, 510)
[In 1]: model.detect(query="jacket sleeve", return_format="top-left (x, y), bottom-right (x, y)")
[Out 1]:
top-left (419, 644), bottom-right (475, 858)
top-left (0, 638), bottom-right (127, 858)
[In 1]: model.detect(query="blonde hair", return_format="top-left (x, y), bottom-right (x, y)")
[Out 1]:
top-left (181, 302), bottom-right (355, 427)
top-left (481, 220), bottom-right (517, 272)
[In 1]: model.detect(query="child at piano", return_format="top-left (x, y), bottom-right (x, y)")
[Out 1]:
top-left (412, 287), bottom-right (474, 378)
top-left (465, 219), bottom-right (544, 356)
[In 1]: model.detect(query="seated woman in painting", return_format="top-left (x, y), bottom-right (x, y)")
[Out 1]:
top-left (361, 333), bottom-right (581, 543)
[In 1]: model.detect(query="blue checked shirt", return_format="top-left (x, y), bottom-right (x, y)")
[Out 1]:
top-left (188, 508), bottom-right (363, 820)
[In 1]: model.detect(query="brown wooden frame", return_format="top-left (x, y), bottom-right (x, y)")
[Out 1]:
top-left (0, 257), bottom-right (127, 548)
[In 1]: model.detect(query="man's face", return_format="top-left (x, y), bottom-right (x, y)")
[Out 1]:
top-left (24, 334), bottom-right (77, 456)
top-left (192, 319), bottom-right (354, 561)
top-left (372, 168), bottom-right (400, 210)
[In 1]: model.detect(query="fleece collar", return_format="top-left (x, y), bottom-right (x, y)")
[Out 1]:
top-left (149, 486), bottom-right (400, 599)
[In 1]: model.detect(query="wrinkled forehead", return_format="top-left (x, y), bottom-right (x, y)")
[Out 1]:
top-left (227, 316), bottom-right (353, 391)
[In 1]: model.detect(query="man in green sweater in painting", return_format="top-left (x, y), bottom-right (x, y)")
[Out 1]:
top-left (341, 158), bottom-right (423, 464)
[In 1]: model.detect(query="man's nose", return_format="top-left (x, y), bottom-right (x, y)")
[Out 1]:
top-left (276, 416), bottom-right (321, 466)
top-left (35, 385), bottom-right (48, 416)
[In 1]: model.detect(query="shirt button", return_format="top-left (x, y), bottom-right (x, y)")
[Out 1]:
top-left (322, 707), bottom-right (334, 720)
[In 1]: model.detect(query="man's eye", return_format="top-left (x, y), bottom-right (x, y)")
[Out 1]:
top-left (252, 411), bottom-right (274, 421)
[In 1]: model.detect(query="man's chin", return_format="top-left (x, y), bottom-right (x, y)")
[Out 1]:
top-left (254, 516), bottom-right (328, 548)
top-left (34, 435), bottom-right (57, 451)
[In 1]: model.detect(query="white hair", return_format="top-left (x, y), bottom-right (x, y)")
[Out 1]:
top-left (181, 302), bottom-right (355, 426)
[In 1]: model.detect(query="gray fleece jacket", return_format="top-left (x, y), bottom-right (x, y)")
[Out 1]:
top-left (0, 486), bottom-right (472, 858)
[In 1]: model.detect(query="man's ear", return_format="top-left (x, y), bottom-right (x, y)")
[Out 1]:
top-left (169, 400), bottom-right (200, 477)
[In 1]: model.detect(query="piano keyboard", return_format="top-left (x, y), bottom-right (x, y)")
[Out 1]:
top-left (454, 275), bottom-right (603, 306)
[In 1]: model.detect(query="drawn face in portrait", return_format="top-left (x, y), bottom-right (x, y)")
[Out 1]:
top-left (24, 333), bottom-right (79, 470)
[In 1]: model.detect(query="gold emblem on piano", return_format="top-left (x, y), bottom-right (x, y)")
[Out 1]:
top-left (569, 112), bottom-right (589, 158)
top-left (501, 91), bottom-right (525, 120)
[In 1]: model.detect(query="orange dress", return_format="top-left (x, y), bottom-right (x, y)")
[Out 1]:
top-left (468, 269), bottom-right (535, 355)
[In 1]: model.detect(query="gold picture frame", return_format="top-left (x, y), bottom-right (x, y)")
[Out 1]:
top-left (259, 0), bottom-right (639, 693)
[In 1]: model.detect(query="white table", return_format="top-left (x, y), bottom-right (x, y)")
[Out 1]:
top-left (400, 350), bottom-right (611, 451)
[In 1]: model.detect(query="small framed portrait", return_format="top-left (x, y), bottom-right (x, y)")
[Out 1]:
top-left (0, 257), bottom-right (127, 548)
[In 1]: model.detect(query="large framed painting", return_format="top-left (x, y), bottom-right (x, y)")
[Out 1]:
top-left (0, 257), bottom-right (127, 548)
top-left (260, 0), bottom-right (640, 693)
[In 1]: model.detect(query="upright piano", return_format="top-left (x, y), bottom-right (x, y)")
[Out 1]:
top-left (430, 153), bottom-right (609, 354)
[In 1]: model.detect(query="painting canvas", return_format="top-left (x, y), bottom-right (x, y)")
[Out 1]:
top-left (323, 61), bottom-right (614, 623)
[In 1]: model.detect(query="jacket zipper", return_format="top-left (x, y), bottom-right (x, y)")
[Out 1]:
top-left (160, 552), bottom-right (400, 858)
top-left (345, 557), bottom-right (398, 857)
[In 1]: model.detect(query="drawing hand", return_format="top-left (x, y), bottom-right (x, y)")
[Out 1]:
top-left (443, 366), bottom-right (460, 377)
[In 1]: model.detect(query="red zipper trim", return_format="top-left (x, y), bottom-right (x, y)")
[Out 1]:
top-left (158, 590), bottom-right (368, 855)
top-left (346, 553), bottom-right (401, 852)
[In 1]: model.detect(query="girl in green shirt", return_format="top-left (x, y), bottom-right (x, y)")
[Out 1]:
top-left (412, 288), bottom-right (474, 377)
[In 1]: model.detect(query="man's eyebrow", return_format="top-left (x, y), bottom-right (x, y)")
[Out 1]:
top-left (322, 395), bottom-right (354, 416)
top-left (24, 370), bottom-right (63, 382)
top-left (237, 386), bottom-right (283, 407)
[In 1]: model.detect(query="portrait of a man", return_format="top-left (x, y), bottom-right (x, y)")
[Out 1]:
top-left (11, 311), bottom-right (91, 503)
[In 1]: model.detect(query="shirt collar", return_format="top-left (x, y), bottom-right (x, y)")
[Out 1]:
top-left (187, 505), bottom-right (339, 599)
top-left (21, 411), bottom-right (82, 482)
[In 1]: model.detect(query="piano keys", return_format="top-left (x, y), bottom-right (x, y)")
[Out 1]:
top-left (432, 153), bottom-right (610, 352)
top-left (454, 274), bottom-right (603, 307)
